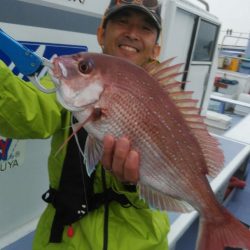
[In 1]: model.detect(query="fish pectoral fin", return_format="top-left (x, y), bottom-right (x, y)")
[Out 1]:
top-left (138, 183), bottom-right (194, 213)
top-left (84, 135), bottom-right (103, 176)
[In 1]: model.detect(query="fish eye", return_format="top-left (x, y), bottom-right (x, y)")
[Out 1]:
top-left (78, 60), bottom-right (93, 74)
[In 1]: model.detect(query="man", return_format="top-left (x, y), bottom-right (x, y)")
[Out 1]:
top-left (0, 0), bottom-right (170, 249)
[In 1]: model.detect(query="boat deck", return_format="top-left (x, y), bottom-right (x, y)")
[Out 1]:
top-left (3, 232), bottom-right (34, 250)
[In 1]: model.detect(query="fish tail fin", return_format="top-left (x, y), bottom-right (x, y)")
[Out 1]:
top-left (197, 208), bottom-right (250, 250)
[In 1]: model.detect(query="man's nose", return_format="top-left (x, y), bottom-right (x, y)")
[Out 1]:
top-left (124, 25), bottom-right (140, 40)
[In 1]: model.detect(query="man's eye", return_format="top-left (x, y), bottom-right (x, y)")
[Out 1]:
top-left (142, 25), bottom-right (153, 32)
top-left (117, 18), bottom-right (128, 24)
top-left (112, 16), bottom-right (128, 25)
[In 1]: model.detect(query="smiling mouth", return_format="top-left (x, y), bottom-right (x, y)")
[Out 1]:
top-left (119, 44), bottom-right (139, 53)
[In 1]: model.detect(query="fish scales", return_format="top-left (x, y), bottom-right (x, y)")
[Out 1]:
top-left (109, 71), bottom-right (214, 209)
top-left (98, 77), bottom-right (203, 199)
top-left (97, 85), bottom-right (174, 184)
top-left (51, 52), bottom-right (250, 250)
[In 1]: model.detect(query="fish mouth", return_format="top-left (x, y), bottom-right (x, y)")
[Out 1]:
top-left (58, 62), bottom-right (68, 78)
top-left (49, 60), bottom-right (71, 97)
top-left (48, 66), bottom-right (84, 112)
top-left (50, 59), bottom-right (67, 79)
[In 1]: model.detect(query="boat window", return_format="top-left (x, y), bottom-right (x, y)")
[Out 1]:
top-left (193, 20), bottom-right (218, 62)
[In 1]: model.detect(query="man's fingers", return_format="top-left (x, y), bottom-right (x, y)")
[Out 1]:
top-left (101, 135), bottom-right (140, 184)
top-left (101, 134), bottom-right (115, 171)
top-left (123, 150), bottom-right (140, 184)
top-left (112, 137), bottom-right (130, 181)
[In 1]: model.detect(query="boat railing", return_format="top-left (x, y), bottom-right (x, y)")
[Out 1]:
top-left (218, 31), bottom-right (250, 71)
top-left (196, 0), bottom-right (210, 11)
top-left (219, 31), bottom-right (250, 52)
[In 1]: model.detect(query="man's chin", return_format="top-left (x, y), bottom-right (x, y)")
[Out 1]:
top-left (117, 52), bottom-right (141, 65)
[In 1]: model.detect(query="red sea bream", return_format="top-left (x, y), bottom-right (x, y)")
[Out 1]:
top-left (51, 52), bottom-right (250, 250)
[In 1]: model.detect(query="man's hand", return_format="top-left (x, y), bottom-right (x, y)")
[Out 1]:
top-left (101, 135), bottom-right (140, 184)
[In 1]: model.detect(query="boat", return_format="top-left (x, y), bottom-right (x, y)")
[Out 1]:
top-left (0, 0), bottom-right (249, 249)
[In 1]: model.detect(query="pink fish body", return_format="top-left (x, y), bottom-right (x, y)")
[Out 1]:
top-left (51, 52), bottom-right (250, 250)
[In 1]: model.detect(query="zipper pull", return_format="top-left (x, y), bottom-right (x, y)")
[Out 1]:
top-left (67, 225), bottom-right (74, 238)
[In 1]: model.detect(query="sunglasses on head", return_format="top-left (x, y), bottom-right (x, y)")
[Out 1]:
top-left (115, 0), bottom-right (159, 10)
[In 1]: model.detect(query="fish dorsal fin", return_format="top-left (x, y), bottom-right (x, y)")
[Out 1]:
top-left (144, 59), bottom-right (224, 177)
top-left (143, 57), bottom-right (176, 75)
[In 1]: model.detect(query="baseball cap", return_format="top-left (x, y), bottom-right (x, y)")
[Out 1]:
top-left (102, 0), bottom-right (162, 32)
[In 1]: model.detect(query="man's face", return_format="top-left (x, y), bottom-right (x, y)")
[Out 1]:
top-left (97, 9), bottom-right (161, 66)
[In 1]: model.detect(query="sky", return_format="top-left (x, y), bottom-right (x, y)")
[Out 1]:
top-left (188, 0), bottom-right (250, 34)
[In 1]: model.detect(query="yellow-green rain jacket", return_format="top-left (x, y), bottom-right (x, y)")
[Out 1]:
top-left (0, 60), bottom-right (170, 250)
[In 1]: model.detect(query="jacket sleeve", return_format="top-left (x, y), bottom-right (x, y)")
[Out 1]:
top-left (0, 60), bottom-right (65, 139)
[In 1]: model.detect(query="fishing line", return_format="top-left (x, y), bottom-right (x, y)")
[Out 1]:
top-left (72, 115), bottom-right (90, 214)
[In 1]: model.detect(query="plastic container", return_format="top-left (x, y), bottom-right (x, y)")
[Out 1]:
top-left (218, 57), bottom-right (225, 69)
top-left (224, 58), bottom-right (240, 72)
top-left (239, 59), bottom-right (250, 75)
